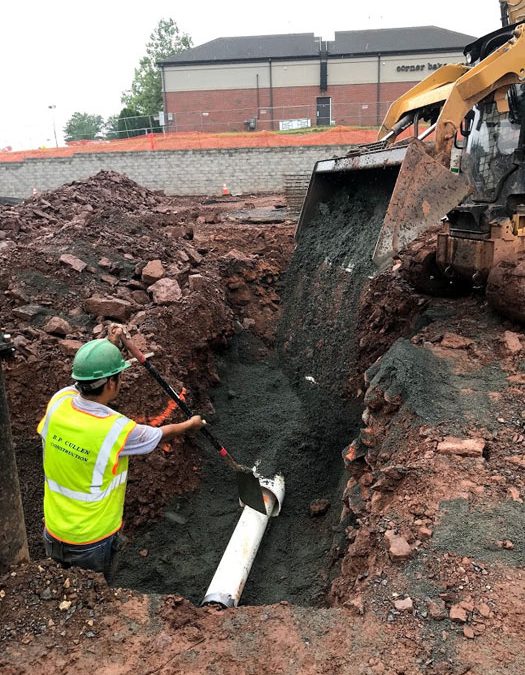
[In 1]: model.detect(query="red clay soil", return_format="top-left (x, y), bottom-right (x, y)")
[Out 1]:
top-left (0, 171), bottom-right (294, 553)
top-left (2, 174), bottom-right (525, 674)
top-left (0, 127), bottom-right (379, 163)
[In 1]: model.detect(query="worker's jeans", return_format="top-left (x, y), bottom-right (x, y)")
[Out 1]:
top-left (43, 529), bottom-right (125, 582)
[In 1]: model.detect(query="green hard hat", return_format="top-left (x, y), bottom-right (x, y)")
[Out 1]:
top-left (72, 339), bottom-right (131, 381)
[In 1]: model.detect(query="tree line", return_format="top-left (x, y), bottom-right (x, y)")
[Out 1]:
top-left (63, 19), bottom-right (192, 143)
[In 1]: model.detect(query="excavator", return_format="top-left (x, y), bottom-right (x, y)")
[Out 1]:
top-left (297, 0), bottom-right (525, 321)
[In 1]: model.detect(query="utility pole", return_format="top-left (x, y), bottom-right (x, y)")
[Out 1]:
top-left (0, 333), bottom-right (29, 572)
top-left (48, 105), bottom-right (58, 148)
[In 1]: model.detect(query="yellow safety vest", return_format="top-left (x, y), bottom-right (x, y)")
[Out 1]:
top-left (37, 389), bottom-right (136, 544)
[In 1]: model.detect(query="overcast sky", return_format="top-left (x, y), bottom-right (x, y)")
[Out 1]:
top-left (1, 0), bottom-right (501, 150)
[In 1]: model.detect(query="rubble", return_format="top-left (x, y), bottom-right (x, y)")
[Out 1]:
top-left (1, 171), bottom-right (294, 563)
top-left (0, 560), bottom-right (118, 646)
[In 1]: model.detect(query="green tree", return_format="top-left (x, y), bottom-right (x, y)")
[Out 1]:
top-left (122, 18), bottom-right (192, 116)
top-left (64, 112), bottom-right (104, 142)
top-left (105, 107), bottom-right (156, 139)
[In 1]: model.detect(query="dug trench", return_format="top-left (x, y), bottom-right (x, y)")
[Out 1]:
top-left (114, 332), bottom-right (358, 605)
top-left (2, 173), bottom-right (376, 608)
top-left (6, 170), bottom-right (416, 608)
top-left (114, 172), bottom-right (399, 604)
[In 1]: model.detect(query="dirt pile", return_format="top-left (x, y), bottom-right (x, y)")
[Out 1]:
top-left (331, 270), bottom-right (525, 672)
top-left (0, 559), bottom-right (120, 647)
top-left (0, 171), bottom-right (168, 234)
top-left (0, 171), bottom-right (294, 555)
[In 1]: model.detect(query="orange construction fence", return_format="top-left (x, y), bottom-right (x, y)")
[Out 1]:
top-left (0, 127), bottom-right (380, 164)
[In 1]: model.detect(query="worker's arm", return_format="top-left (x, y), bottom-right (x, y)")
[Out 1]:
top-left (160, 415), bottom-right (204, 440)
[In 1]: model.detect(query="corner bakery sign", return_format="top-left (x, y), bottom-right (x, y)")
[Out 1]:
top-left (396, 62), bottom-right (447, 72)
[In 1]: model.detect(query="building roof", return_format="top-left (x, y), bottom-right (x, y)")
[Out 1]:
top-left (330, 26), bottom-right (477, 55)
top-left (161, 33), bottom-right (320, 64)
top-left (160, 26), bottom-right (477, 66)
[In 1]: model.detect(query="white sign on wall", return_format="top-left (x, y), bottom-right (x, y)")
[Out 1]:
top-left (279, 118), bottom-right (312, 131)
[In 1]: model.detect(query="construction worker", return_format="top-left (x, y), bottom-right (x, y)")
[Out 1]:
top-left (38, 324), bottom-right (203, 581)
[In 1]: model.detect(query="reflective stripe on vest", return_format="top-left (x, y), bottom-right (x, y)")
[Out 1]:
top-left (46, 470), bottom-right (128, 502)
top-left (38, 388), bottom-right (77, 445)
top-left (38, 394), bottom-right (136, 544)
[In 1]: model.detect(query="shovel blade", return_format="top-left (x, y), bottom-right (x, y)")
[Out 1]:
top-left (237, 471), bottom-right (267, 514)
top-left (373, 139), bottom-right (472, 269)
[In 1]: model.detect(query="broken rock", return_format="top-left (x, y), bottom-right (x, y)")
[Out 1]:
top-left (130, 290), bottom-right (150, 305)
top-left (463, 625), bottom-right (475, 639)
top-left (428, 599), bottom-right (447, 620)
top-left (449, 604), bottom-right (468, 623)
top-left (394, 597), bottom-right (413, 612)
top-left (43, 316), bottom-right (72, 337)
top-left (184, 245), bottom-right (203, 265)
top-left (149, 278), bottom-right (182, 305)
top-left (222, 249), bottom-right (256, 264)
top-left (59, 253), bottom-right (87, 273)
top-left (188, 274), bottom-right (206, 292)
top-left (84, 294), bottom-right (133, 321)
top-left (477, 602), bottom-right (492, 618)
top-left (440, 333), bottom-right (474, 350)
top-left (418, 526), bottom-right (433, 539)
top-left (385, 531), bottom-right (412, 561)
top-left (142, 259), bottom-right (165, 285)
top-left (12, 305), bottom-right (46, 321)
top-left (502, 330), bottom-right (522, 354)
top-left (59, 339), bottom-right (83, 356)
top-left (507, 486), bottom-right (523, 503)
top-left (437, 437), bottom-right (485, 458)
top-left (505, 455), bottom-right (525, 469)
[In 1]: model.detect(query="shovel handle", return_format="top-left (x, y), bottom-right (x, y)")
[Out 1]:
top-left (120, 333), bottom-right (241, 469)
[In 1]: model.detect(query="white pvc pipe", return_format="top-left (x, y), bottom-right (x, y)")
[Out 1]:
top-left (201, 474), bottom-right (285, 608)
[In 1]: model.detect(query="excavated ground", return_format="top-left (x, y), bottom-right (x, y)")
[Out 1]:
top-left (1, 171), bottom-right (525, 674)
top-left (115, 332), bottom-right (355, 605)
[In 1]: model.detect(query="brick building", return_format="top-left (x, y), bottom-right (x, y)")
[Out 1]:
top-left (159, 26), bottom-right (476, 134)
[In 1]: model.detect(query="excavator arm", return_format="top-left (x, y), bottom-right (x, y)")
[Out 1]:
top-left (502, 0), bottom-right (525, 25)
top-left (435, 23), bottom-right (525, 152)
top-left (378, 64), bottom-right (469, 140)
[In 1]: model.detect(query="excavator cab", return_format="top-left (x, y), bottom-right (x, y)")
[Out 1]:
top-left (436, 74), bottom-right (525, 297)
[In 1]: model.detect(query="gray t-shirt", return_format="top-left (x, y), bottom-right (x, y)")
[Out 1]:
top-left (51, 386), bottom-right (163, 456)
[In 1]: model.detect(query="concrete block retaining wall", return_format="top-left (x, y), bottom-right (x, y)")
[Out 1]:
top-left (0, 145), bottom-right (351, 199)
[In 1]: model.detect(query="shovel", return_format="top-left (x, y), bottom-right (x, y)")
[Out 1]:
top-left (121, 333), bottom-right (267, 515)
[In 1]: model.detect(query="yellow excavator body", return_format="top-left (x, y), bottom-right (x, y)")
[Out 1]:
top-left (296, 4), bottom-right (525, 320)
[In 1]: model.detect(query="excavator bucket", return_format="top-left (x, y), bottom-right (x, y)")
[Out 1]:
top-left (296, 139), bottom-right (471, 270)
top-left (373, 140), bottom-right (471, 268)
